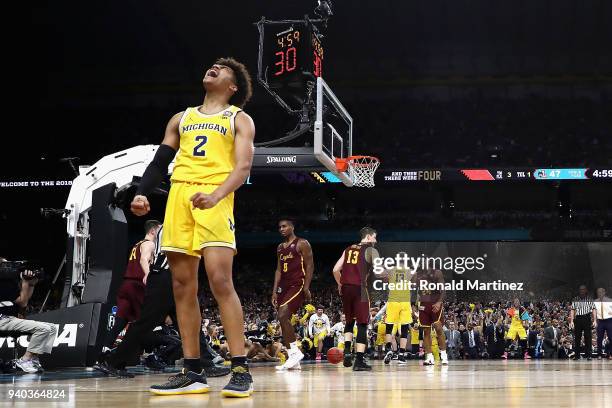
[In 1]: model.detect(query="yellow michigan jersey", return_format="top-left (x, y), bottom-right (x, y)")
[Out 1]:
top-left (387, 267), bottom-right (411, 303)
top-left (161, 105), bottom-right (242, 257)
top-left (171, 105), bottom-right (242, 185)
top-left (385, 267), bottom-right (413, 325)
top-left (506, 307), bottom-right (527, 340)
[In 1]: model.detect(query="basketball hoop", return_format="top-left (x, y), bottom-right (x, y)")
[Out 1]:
top-left (336, 155), bottom-right (380, 188)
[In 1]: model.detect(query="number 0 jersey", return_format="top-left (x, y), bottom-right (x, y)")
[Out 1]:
top-left (171, 105), bottom-right (242, 185)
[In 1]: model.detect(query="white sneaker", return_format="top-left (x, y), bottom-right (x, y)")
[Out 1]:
top-left (423, 354), bottom-right (435, 366)
top-left (441, 354), bottom-right (449, 365)
top-left (276, 349), bottom-right (304, 371)
top-left (31, 359), bottom-right (44, 372)
top-left (16, 358), bottom-right (39, 373)
top-left (289, 362), bottom-right (301, 370)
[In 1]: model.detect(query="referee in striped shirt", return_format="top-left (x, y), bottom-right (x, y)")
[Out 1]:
top-left (569, 284), bottom-right (597, 360)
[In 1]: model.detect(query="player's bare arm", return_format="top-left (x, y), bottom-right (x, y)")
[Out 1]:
top-left (410, 269), bottom-right (419, 307)
top-left (332, 251), bottom-right (345, 294)
top-left (271, 244), bottom-right (282, 308)
top-left (139, 240), bottom-right (155, 285)
top-left (131, 111), bottom-right (182, 216)
top-left (297, 239), bottom-right (314, 301)
top-left (15, 270), bottom-right (37, 308)
top-left (191, 111), bottom-right (255, 209)
top-left (432, 269), bottom-right (445, 313)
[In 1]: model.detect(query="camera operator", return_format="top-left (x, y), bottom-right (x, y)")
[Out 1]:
top-left (0, 257), bottom-right (57, 373)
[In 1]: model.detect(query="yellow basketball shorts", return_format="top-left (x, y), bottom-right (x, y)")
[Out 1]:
top-left (161, 182), bottom-right (235, 257)
top-left (385, 302), bottom-right (413, 325)
top-left (505, 323), bottom-right (527, 340)
top-left (376, 322), bottom-right (386, 346)
top-left (313, 330), bottom-right (327, 347)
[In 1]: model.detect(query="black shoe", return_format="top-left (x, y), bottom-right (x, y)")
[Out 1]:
top-left (587, 356), bottom-right (592, 361)
top-left (353, 358), bottom-right (372, 371)
top-left (204, 364), bottom-right (231, 378)
top-left (93, 360), bottom-right (135, 378)
top-left (343, 352), bottom-right (354, 368)
top-left (221, 365), bottom-right (253, 398)
top-left (383, 350), bottom-right (393, 365)
top-left (397, 354), bottom-right (407, 365)
top-left (116, 368), bottom-right (135, 378)
top-left (150, 368), bottom-right (209, 395)
top-left (144, 354), bottom-right (167, 371)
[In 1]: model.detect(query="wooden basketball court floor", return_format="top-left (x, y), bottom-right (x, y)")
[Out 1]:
top-left (1, 360), bottom-right (610, 407)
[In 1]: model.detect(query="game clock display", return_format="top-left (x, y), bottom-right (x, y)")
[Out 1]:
top-left (266, 24), bottom-right (323, 87)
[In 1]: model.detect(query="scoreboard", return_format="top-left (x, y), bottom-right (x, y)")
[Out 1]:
top-left (379, 168), bottom-right (612, 183)
top-left (2, 168), bottom-right (611, 191)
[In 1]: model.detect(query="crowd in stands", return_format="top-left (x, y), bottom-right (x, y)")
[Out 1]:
top-left (351, 96), bottom-right (612, 168)
top-left (159, 283), bottom-right (610, 365)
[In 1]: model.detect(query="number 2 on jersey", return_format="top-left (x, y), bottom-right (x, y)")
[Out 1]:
top-left (346, 249), bottom-right (359, 264)
top-left (193, 135), bottom-right (208, 157)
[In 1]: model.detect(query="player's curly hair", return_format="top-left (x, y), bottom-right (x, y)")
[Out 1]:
top-left (216, 57), bottom-right (253, 108)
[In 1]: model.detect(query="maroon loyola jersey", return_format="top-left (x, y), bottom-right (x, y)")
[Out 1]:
top-left (415, 269), bottom-right (443, 303)
top-left (124, 240), bottom-right (148, 280)
top-left (340, 242), bottom-right (373, 286)
top-left (277, 238), bottom-right (305, 289)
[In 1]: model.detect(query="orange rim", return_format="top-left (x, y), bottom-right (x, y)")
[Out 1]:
top-left (335, 155), bottom-right (380, 172)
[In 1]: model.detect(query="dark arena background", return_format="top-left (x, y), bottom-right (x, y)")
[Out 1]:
top-left (1, 1), bottom-right (611, 407)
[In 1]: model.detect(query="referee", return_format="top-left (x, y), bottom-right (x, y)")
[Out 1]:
top-left (95, 226), bottom-right (229, 377)
top-left (569, 284), bottom-right (597, 360)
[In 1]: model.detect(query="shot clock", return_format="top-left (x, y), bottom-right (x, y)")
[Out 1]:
top-left (264, 23), bottom-right (324, 89)
top-left (255, 16), bottom-right (327, 115)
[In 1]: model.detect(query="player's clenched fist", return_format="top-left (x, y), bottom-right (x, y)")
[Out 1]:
top-left (131, 195), bottom-right (151, 216)
top-left (190, 192), bottom-right (220, 209)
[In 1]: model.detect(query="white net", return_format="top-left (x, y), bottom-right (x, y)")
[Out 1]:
top-left (347, 156), bottom-right (380, 188)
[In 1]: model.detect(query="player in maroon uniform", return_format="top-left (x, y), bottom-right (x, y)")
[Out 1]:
top-left (411, 268), bottom-right (448, 365)
top-left (98, 220), bottom-right (161, 358)
top-left (332, 226), bottom-right (379, 371)
top-left (272, 218), bottom-right (314, 370)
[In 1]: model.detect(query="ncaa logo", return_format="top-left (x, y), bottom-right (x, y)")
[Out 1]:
top-left (222, 110), bottom-right (232, 118)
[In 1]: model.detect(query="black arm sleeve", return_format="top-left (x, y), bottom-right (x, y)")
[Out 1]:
top-left (136, 144), bottom-right (176, 196)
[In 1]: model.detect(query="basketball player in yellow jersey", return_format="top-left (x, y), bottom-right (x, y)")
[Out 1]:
top-left (503, 297), bottom-right (530, 359)
top-left (379, 257), bottom-right (413, 365)
top-left (130, 58), bottom-right (255, 397)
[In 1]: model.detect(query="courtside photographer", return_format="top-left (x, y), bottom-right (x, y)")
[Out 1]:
top-left (0, 257), bottom-right (57, 373)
